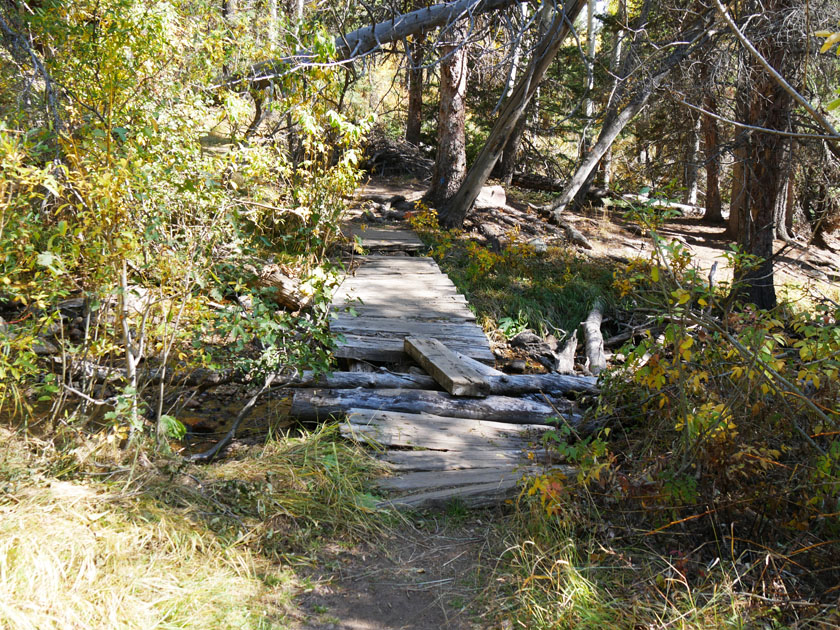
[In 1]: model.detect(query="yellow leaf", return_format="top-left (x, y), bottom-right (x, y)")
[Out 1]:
top-left (820, 33), bottom-right (840, 53)
top-left (651, 266), bottom-right (660, 282)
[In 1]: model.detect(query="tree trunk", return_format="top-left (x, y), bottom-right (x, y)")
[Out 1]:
top-left (773, 137), bottom-right (795, 241)
top-left (241, 0), bottom-right (519, 96)
top-left (600, 0), bottom-right (627, 189)
top-left (437, 0), bottom-right (587, 227)
top-left (497, 109), bottom-right (528, 186)
top-left (581, 0), bottom-right (598, 156)
top-left (496, 2), bottom-right (530, 186)
top-left (683, 113), bottom-right (701, 205)
top-left (425, 20), bottom-right (469, 206)
top-left (731, 1), bottom-right (794, 310)
top-left (700, 81), bottom-right (723, 224)
top-left (405, 35), bottom-right (425, 145)
top-left (542, 17), bottom-right (714, 219)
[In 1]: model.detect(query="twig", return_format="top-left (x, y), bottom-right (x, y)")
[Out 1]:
top-left (186, 373), bottom-right (279, 463)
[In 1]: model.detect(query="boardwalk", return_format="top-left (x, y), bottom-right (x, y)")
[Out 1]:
top-left (290, 222), bottom-right (589, 509)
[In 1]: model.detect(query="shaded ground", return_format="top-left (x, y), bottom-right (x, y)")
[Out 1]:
top-left (355, 176), bottom-right (840, 294)
top-left (290, 516), bottom-right (500, 630)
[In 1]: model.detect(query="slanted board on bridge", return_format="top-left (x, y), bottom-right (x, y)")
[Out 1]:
top-left (404, 337), bottom-right (490, 397)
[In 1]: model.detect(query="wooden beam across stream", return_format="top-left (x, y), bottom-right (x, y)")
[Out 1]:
top-left (404, 337), bottom-right (490, 397)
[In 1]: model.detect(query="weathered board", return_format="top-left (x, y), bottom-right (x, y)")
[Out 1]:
top-left (330, 316), bottom-right (488, 341)
top-left (334, 334), bottom-right (494, 363)
top-left (342, 225), bottom-right (425, 251)
top-left (404, 337), bottom-right (490, 397)
top-left (340, 408), bottom-right (551, 451)
top-left (334, 302), bottom-right (477, 322)
top-left (345, 255), bottom-right (440, 274)
top-left (382, 449), bottom-right (531, 471)
top-left (377, 466), bottom-right (535, 492)
top-left (377, 480), bottom-right (521, 509)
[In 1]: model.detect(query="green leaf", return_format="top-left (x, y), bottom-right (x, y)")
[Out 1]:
top-left (159, 414), bottom-right (186, 440)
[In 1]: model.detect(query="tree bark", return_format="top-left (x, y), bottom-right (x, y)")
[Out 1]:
top-left (437, 0), bottom-right (587, 227)
top-left (405, 35), bottom-right (425, 145)
top-left (700, 78), bottom-right (723, 224)
top-left (726, 65), bottom-right (750, 239)
top-left (497, 104), bottom-right (529, 186)
top-left (731, 0), bottom-right (794, 310)
top-left (683, 113), bottom-right (701, 205)
top-left (583, 303), bottom-right (606, 375)
top-left (287, 369), bottom-right (598, 394)
top-left (425, 20), bottom-right (469, 206)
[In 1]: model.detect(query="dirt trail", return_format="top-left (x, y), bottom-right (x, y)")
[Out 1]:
top-left (292, 517), bottom-right (499, 630)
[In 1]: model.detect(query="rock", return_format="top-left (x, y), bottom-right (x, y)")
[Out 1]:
top-left (527, 237), bottom-right (547, 253)
top-left (506, 359), bottom-right (527, 373)
top-left (181, 415), bottom-right (221, 433)
top-left (32, 337), bottom-right (59, 355)
top-left (510, 330), bottom-right (571, 373)
top-left (474, 185), bottom-right (507, 210)
top-left (510, 331), bottom-right (543, 348)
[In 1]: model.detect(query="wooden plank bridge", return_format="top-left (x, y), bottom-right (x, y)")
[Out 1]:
top-left (290, 220), bottom-right (594, 509)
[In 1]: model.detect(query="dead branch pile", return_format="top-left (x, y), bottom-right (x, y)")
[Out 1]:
top-left (362, 131), bottom-right (433, 179)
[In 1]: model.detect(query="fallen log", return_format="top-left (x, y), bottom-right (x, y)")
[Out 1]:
top-left (584, 303), bottom-right (607, 375)
top-left (250, 264), bottom-right (311, 311)
top-left (555, 330), bottom-right (577, 374)
top-left (290, 388), bottom-right (574, 424)
top-left (285, 368), bottom-right (597, 395)
top-left (286, 370), bottom-right (438, 390)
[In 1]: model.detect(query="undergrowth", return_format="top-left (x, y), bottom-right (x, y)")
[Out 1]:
top-left (412, 200), bottom-right (840, 628)
top-left (408, 206), bottom-right (620, 338)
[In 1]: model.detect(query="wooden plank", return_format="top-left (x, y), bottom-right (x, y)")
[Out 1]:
top-left (348, 255), bottom-right (440, 273)
top-left (331, 303), bottom-right (476, 322)
top-left (377, 480), bottom-right (520, 509)
top-left (347, 408), bottom-right (553, 436)
top-left (340, 409), bottom-right (552, 451)
top-left (333, 286), bottom-right (466, 302)
top-left (330, 317), bottom-right (488, 341)
top-left (340, 422), bottom-right (530, 451)
top-left (377, 467), bottom-right (534, 492)
top-left (335, 335), bottom-right (494, 363)
top-left (404, 337), bottom-right (490, 397)
top-left (382, 449), bottom-right (530, 471)
top-left (343, 226), bottom-right (425, 250)
top-left (341, 275), bottom-right (457, 289)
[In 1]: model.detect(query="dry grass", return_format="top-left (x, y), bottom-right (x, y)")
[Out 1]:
top-left (0, 424), bottom-right (388, 630)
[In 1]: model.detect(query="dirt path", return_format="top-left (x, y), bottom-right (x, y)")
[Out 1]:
top-left (291, 516), bottom-right (499, 630)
